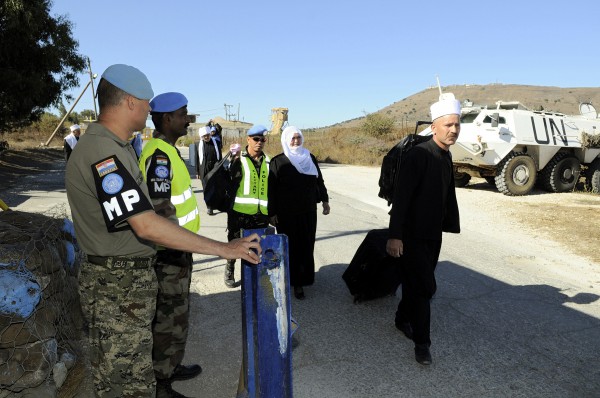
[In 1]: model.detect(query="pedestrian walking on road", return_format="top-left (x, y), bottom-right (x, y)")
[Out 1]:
top-left (63, 124), bottom-right (80, 161)
top-left (65, 64), bottom-right (261, 397)
top-left (196, 125), bottom-right (223, 215)
top-left (386, 94), bottom-right (461, 365)
top-left (268, 126), bottom-right (330, 300)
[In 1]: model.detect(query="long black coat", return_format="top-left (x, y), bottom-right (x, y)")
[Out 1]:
top-left (389, 138), bottom-right (460, 241)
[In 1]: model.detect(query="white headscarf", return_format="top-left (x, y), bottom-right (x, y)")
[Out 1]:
top-left (281, 126), bottom-right (318, 176)
top-left (198, 127), bottom-right (219, 165)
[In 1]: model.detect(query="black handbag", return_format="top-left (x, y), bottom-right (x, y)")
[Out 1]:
top-left (202, 152), bottom-right (234, 212)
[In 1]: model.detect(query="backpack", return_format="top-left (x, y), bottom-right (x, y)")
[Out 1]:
top-left (378, 133), bottom-right (432, 205)
top-left (203, 152), bottom-right (235, 212)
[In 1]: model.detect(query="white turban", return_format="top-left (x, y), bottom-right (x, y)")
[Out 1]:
top-left (70, 124), bottom-right (81, 132)
top-left (430, 93), bottom-right (461, 121)
top-left (199, 126), bottom-right (210, 137)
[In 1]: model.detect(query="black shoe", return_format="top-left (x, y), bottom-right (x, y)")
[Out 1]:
top-left (224, 261), bottom-right (236, 288)
top-left (207, 208), bottom-right (214, 215)
top-left (414, 344), bottom-right (432, 365)
top-left (395, 321), bottom-right (413, 340)
top-left (157, 379), bottom-right (192, 398)
top-left (170, 363), bottom-right (202, 381)
top-left (294, 286), bottom-right (305, 300)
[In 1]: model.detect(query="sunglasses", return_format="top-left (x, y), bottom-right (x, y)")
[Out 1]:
top-left (250, 136), bottom-right (267, 142)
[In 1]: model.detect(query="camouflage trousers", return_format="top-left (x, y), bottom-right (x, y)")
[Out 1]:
top-left (78, 257), bottom-right (158, 397)
top-left (153, 250), bottom-right (193, 380)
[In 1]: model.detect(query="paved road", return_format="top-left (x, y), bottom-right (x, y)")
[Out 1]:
top-left (3, 148), bottom-right (599, 397)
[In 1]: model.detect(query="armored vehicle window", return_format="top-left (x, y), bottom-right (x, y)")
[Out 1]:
top-left (483, 115), bottom-right (506, 124)
top-left (460, 113), bottom-right (479, 124)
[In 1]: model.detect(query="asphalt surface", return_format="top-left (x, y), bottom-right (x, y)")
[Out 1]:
top-left (2, 147), bottom-right (599, 398)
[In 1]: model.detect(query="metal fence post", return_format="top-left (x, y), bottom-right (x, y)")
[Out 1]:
top-left (237, 227), bottom-right (293, 398)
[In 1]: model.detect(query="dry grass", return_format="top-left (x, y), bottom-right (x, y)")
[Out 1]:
top-left (219, 125), bottom-right (414, 166)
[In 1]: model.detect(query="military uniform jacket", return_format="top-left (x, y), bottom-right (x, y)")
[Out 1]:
top-left (65, 123), bottom-right (156, 257)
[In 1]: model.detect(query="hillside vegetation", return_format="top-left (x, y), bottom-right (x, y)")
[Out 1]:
top-left (327, 84), bottom-right (600, 130)
top-left (4, 84), bottom-right (600, 167)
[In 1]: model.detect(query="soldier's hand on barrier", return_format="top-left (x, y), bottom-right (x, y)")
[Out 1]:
top-left (227, 233), bottom-right (262, 264)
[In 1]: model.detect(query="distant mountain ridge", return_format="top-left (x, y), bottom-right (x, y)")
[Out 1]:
top-left (329, 84), bottom-right (600, 129)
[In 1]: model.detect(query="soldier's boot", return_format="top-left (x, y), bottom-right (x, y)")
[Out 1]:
top-left (224, 260), bottom-right (236, 288)
top-left (156, 378), bottom-right (191, 398)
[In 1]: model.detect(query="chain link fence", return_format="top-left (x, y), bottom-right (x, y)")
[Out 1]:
top-left (0, 207), bottom-right (84, 396)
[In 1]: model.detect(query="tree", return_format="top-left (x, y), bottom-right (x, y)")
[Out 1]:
top-left (0, 0), bottom-right (85, 133)
top-left (79, 109), bottom-right (96, 122)
top-left (361, 112), bottom-right (395, 137)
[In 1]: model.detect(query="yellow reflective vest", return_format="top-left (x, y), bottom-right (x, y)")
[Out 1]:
top-left (139, 138), bottom-right (200, 233)
top-left (232, 153), bottom-right (270, 215)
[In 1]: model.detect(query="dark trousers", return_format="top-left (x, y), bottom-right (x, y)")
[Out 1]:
top-left (395, 239), bottom-right (442, 346)
top-left (153, 250), bottom-right (193, 380)
top-left (226, 210), bottom-right (270, 241)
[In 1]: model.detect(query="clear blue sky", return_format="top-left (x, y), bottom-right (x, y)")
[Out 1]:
top-left (50, 0), bottom-right (600, 129)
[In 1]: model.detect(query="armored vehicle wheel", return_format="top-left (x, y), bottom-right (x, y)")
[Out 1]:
top-left (454, 171), bottom-right (471, 187)
top-left (496, 153), bottom-right (537, 196)
top-left (584, 158), bottom-right (600, 193)
top-left (540, 153), bottom-right (581, 193)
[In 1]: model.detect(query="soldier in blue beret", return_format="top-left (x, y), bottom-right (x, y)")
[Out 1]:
top-left (223, 124), bottom-right (271, 288)
top-left (139, 92), bottom-right (203, 397)
top-left (66, 65), bottom-right (262, 397)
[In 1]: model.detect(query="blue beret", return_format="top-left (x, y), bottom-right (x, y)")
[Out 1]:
top-left (101, 64), bottom-right (154, 100)
top-left (150, 92), bottom-right (188, 113)
top-left (247, 124), bottom-right (268, 136)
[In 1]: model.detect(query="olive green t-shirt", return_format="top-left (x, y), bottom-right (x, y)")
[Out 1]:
top-left (65, 122), bottom-right (156, 257)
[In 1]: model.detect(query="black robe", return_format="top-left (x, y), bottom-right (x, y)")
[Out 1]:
top-left (268, 153), bottom-right (329, 287)
top-left (196, 138), bottom-right (222, 182)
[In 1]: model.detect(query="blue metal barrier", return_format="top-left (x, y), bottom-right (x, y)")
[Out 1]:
top-left (237, 227), bottom-right (293, 398)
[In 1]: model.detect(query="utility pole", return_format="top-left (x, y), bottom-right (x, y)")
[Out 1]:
top-left (87, 57), bottom-right (98, 120)
top-left (224, 103), bottom-right (234, 121)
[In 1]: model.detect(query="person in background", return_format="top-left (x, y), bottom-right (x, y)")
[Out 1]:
top-left (65, 64), bottom-right (261, 397)
top-left (139, 92), bottom-right (201, 398)
top-left (64, 124), bottom-right (80, 161)
top-left (207, 119), bottom-right (222, 145)
top-left (196, 126), bottom-right (223, 215)
top-left (131, 131), bottom-right (143, 158)
top-left (268, 126), bottom-right (330, 300)
top-left (386, 94), bottom-right (461, 366)
top-left (224, 124), bottom-right (271, 288)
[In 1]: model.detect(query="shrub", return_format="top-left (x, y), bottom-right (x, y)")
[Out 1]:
top-left (361, 113), bottom-right (394, 137)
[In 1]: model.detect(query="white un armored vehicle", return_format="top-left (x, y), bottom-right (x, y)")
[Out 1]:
top-left (424, 97), bottom-right (600, 196)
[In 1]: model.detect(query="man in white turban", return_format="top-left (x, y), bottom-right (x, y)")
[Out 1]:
top-left (64, 124), bottom-right (81, 161)
top-left (386, 93), bottom-right (461, 365)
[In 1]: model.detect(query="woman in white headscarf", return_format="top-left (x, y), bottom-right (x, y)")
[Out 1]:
top-left (268, 126), bottom-right (330, 299)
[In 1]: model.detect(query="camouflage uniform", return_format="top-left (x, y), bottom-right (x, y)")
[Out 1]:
top-left (152, 251), bottom-right (193, 379)
top-left (66, 122), bottom-right (158, 397)
top-left (78, 257), bottom-right (157, 396)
